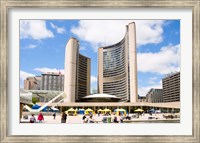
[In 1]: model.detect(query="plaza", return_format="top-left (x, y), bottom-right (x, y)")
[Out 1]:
top-left (21, 112), bottom-right (180, 124)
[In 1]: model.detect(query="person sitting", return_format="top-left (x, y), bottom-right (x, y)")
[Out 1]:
top-left (113, 116), bottom-right (119, 123)
top-left (126, 115), bottom-right (131, 120)
top-left (30, 114), bottom-right (36, 123)
top-left (88, 115), bottom-right (95, 123)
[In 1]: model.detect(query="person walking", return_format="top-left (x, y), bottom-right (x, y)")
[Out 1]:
top-left (37, 112), bottom-right (44, 123)
top-left (61, 111), bottom-right (67, 123)
top-left (53, 112), bottom-right (56, 119)
top-left (82, 114), bottom-right (87, 123)
top-left (120, 115), bottom-right (124, 123)
top-left (30, 114), bottom-right (36, 123)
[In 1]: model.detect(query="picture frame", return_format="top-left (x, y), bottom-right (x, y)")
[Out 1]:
top-left (0, 0), bottom-right (199, 143)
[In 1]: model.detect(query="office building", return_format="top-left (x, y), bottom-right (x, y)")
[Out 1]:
top-left (64, 37), bottom-right (91, 102)
top-left (138, 95), bottom-right (146, 102)
top-left (162, 72), bottom-right (180, 102)
top-left (98, 22), bottom-right (138, 102)
top-left (41, 72), bottom-right (64, 91)
top-left (24, 76), bottom-right (41, 90)
top-left (146, 88), bottom-right (163, 103)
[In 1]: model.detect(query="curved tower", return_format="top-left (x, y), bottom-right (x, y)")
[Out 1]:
top-left (64, 37), bottom-right (91, 102)
top-left (64, 38), bottom-right (78, 102)
top-left (98, 22), bottom-right (138, 102)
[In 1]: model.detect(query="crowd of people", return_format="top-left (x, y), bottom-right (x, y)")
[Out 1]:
top-left (81, 114), bottom-right (128, 123)
top-left (29, 111), bottom-right (131, 124)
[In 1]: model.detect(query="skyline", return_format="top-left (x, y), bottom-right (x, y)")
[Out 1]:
top-left (20, 20), bottom-right (180, 96)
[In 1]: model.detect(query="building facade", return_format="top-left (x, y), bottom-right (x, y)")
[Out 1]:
top-left (138, 95), bottom-right (146, 102)
top-left (64, 37), bottom-right (91, 102)
top-left (24, 76), bottom-right (41, 90)
top-left (98, 22), bottom-right (138, 102)
top-left (41, 72), bottom-right (64, 91)
top-left (162, 72), bottom-right (180, 102)
top-left (146, 88), bottom-right (163, 103)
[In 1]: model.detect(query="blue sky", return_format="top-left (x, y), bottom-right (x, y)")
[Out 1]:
top-left (20, 20), bottom-right (180, 96)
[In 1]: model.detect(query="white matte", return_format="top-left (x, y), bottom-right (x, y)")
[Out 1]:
top-left (8, 8), bottom-right (192, 135)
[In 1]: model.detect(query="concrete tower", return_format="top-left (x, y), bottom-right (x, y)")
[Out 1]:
top-left (98, 22), bottom-right (138, 102)
top-left (128, 22), bottom-right (138, 103)
top-left (64, 37), bottom-right (91, 102)
top-left (64, 38), bottom-right (78, 102)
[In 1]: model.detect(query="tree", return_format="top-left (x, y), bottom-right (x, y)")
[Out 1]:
top-left (32, 97), bottom-right (39, 104)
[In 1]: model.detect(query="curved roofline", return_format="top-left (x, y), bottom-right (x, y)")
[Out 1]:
top-left (83, 94), bottom-right (121, 99)
top-left (128, 22), bottom-right (135, 25)
top-left (99, 22), bottom-right (134, 50)
top-left (66, 37), bottom-right (79, 45)
top-left (99, 35), bottom-right (126, 50)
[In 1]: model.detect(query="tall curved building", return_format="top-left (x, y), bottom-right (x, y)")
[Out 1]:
top-left (98, 22), bottom-right (138, 102)
top-left (64, 37), bottom-right (91, 102)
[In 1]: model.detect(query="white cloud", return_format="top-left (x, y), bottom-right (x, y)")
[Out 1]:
top-left (80, 46), bottom-right (86, 51)
top-left (91, 76), bottom-right (97, 83)
top-left (34, 68), bottom-right (64, 74)
top-left (135, 20), bottom-right (164, 45)
top-left (28, 44), bottom-right (37, 49)
top-left (137, 44), bottom-right (180, 74)
top-left (50, 22), bottom-right (66, 34)
top-left (71, 20), bottom-right (165, 52)
top-left (148, 77), bottom-right (158, 85)
top-left (138, 82), bottom-right (162, 97)
top-left (20, 71), bottom-right (35, 80)
top-left (20, 20), bottom-right (54, 40)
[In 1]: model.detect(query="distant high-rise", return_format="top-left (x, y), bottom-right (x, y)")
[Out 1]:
top-left (41, 72), bottom-right (64, 91)
top-left (162, 72), bottom-right (180, 102)
top-left (64, 37), bottom-right (91, 102)
top-left (98, 22), bottom-right (138, 102)
top-left (146, 88), bottom-right (163, 103)
top-left (24, 76), bottom-right (41, 90)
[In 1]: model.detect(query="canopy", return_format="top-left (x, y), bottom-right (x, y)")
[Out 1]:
top-left (149, 109), bottom-right (155, 112)
top-left (134, 108), bottom-right (144, 112)
top-left (51, 107), bottom-right (59, 111)
top-left (85, 108), bottom-right (93, 112)
top-left (103, 108), bottom-right (111, 112)
top-left (78, 109), bottom-right (85, 114)
top-left (65, 108), bottom-right (77, 115)
top-left (114, 108), bottom-right (126, 112)
top-left (66, 108), bottom-right (76, 112)
top-left (85, 108), bottom-right (94, 115)
top-left (32, 104), bottom-right (41, 109)
top-left (114, 108), bottom-right (126, 116)
top-left (97, 109), bottom-right (103, 112)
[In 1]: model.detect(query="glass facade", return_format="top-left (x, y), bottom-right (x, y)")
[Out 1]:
top-left (101, 39), bottom-right (129, 102)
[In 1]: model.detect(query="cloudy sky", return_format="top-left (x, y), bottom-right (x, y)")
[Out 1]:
top-left (20, 20), bottom-right (180, 96)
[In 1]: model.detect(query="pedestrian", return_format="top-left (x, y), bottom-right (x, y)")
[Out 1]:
top-left (30, 114), bottom-right (36, 123)
top-left (120, 115), bottom-right (124, 123)
top-left (82, 114), bottom-right (88, 123)
top-left (61, 111), bottom-right (67, 123)
top-left (37, 112), bottom-right (44, 123)
top-left (113, 116), bottom-right (118, 123)
top-left (88, 115), bottom-right (95, 123)
top-left (53, 112), bottom-right (56, 119)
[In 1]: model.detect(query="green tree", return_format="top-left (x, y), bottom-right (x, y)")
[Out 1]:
top-left (32, 97), bottom-right (39, 104)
